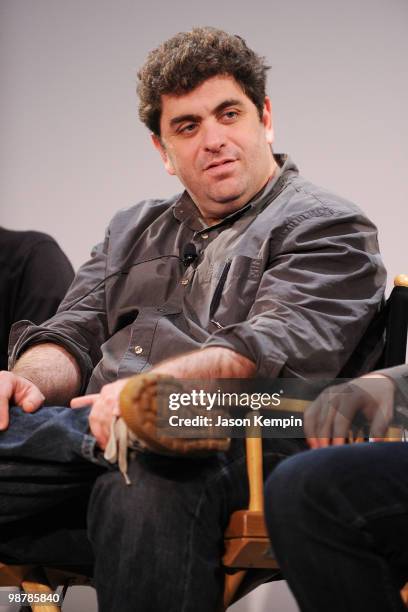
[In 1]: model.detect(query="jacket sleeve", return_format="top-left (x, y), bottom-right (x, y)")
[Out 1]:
top-left (202, 210), bottom-right (386, 378)
top-left (8, 233), bottom-right (110, 393)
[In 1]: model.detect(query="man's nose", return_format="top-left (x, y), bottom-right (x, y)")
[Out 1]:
top-left (201, 122), bottom-right (226, 152)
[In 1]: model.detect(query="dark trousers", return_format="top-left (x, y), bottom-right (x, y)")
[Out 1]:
top-left (265, 442), bottom-right (408, 612)
top-left (0, 405), bottom-right (304, 612)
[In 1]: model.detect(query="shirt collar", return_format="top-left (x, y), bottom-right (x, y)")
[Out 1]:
top-left (173, 153), bottom-right (298, 231)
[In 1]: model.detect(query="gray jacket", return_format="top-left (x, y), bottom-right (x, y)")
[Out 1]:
top-left (9, 155), bottom-right (386, 393)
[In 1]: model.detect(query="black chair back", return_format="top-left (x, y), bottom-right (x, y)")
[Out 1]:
top-left (382, 284), bottom-right (408, 367)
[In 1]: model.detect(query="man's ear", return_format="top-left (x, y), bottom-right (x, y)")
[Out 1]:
top-left (151, 134), bottom-right (176, 176)
top-left (262, 97), bottom-right (274, 145)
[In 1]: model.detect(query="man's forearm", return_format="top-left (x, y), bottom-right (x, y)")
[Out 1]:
top-left (13, 343), bottom-right (82, 404)
top-left (151, 347), bottom-right (256, 379)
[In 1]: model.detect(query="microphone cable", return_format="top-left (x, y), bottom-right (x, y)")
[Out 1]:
top-left (63, 243), bottom-right (199, 312)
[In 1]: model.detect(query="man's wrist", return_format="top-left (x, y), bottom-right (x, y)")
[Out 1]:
top-left (204, 346), bottom-right (256, 378)
top-left (151, 347), bottom-right (256, 379)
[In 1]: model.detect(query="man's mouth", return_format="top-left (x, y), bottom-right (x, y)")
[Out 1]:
top-left (204, 159), bottom-right (237, 172)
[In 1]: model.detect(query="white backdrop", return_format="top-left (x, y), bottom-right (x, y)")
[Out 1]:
top-left (1, 1), bottom-right (407, 610)
top-left (2, 0), bottom-right (407, 291)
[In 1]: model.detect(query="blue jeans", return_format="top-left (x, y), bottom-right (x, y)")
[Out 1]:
top-left (0, 405), bottom-right (305, 612)
top-left (0, 406), bottom-right (103, 568)
top-left (265, 443), bottom-right (408, 612)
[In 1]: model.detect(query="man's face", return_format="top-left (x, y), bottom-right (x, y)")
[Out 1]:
top-left (152, 75), bottom-right (275, 223)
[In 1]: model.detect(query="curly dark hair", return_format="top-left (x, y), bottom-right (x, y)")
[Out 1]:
top-left (137, 27), bottom-right (270, 136)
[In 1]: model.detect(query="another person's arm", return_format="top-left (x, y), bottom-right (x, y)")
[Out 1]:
top-left (13, 236), bottom-right (74, 325)
top-left (0, 231), bottom-right (74, 372)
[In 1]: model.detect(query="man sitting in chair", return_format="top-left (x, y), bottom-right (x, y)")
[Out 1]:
top-left (265, 364), bottom-right (408, 612)
top-left (0, 27), bottom-right (386, 612)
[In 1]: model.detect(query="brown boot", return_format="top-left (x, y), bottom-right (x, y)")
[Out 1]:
top-left (119, 373), bottom-right (230, 456)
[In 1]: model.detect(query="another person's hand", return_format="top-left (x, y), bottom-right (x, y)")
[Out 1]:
top-left (305, 373), bottom-right (395, 449)
top-left (71, 378), bottom-right (131, 450)
top-left (0, 371), bottom-right (45, 430)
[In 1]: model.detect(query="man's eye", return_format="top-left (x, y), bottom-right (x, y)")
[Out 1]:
top-left (179, 123), bottom-right (197, 134)
top-left (223, 111), bottom-right (238, 121)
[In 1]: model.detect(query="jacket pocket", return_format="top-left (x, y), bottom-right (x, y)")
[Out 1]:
top-left (209, 256), bottom-right (263, 328)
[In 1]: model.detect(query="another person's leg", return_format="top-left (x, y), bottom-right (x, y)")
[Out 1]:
top-left (88, 438), bottom-right (305, 612)
top-left (265, 443), bottom-right (408, 612)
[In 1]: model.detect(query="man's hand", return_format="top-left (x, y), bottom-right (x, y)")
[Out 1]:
top-left (305, 373), bottom-right (395, 449)
top-left (71, 378), bottom-right (131, 450)
top-left (71, 347), bottom-right (255, 450)
top-left (0, 371), bottom-right (45, 430)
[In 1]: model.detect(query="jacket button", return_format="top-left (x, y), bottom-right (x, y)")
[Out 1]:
top-left (134, 345), bottom-right (143, 355)
top-left (201, 233), bottom-right (209, 239)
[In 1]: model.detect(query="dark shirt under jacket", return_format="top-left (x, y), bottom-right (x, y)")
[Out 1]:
top-left (0, 228), bottom-right (74, 370)
top-left (9, 155), bottom-right (386, 393)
